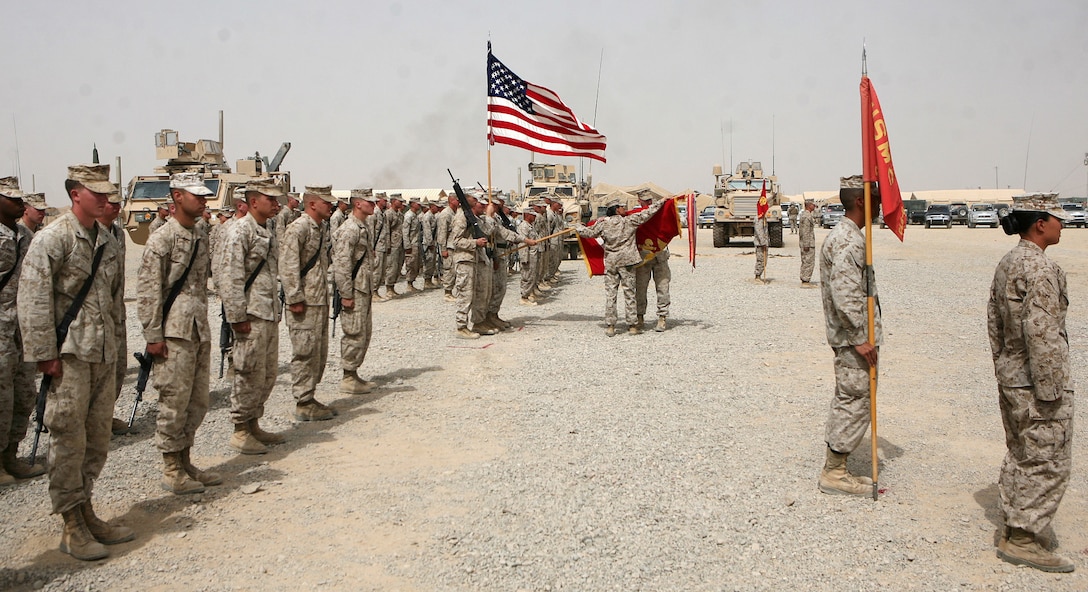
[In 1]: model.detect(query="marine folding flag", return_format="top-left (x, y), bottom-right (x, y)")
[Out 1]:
top-left (487, 46), bottom-right (607, 162)
top-left (756, 180), bottom-right (769, 219)
top-left (576, 197), bottom-right (682, 277)
top-left (861, 76), bottom-right (905, 241)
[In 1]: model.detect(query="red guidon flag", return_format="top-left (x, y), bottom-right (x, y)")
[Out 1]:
top-left (756, 179), bottom-right (769, 219)
top-left (577, 197), bottom-right (682, 277)
top-left (861, 76), bottom-right (905, 241)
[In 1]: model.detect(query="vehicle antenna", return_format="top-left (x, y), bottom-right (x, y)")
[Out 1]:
top-left (1023, 112), bottom-right (1034, 190)
top-left (772, 114), bottom-right (776, 175)
top-left (12, 114), bottom-right (21, 185)
top-left (587, 47), bottom-right (604, 184)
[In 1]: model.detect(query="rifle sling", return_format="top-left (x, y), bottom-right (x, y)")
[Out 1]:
top-left (0, 237), bottom-right (24, 295)
top-left (56, 243), bottom-right (107, 349)
top-left (161, 236), bottom-right (200, 324)
top-left (298, 230), bottom-right (324, 279)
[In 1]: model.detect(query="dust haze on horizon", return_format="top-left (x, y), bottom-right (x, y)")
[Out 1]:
top-left (2, 0), bottom-right (1086, 207)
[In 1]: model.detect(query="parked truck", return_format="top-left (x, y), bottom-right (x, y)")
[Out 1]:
top-left (711, 161), bottom-right (783, 247)
top-left (123, 126), bottom-right (291, 245)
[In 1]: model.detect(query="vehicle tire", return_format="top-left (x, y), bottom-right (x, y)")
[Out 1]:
top-left (968, 222), bottom-right (974, 228)
top-left (946, 221), bottom-right (952, 229)
top-left (998, 206), bottom-right (1009, 217)
top-left (992, 223), bottom-right (998, 228)
top-left (925, 222), bottom-right (930, 228)
top-left (769, 221), bottom-right (783, 248)
top-left (712, 223), bottom-right (728, 247)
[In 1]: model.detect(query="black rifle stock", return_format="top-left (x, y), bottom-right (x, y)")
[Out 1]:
top-left (447, 170), bottom-right (487, 240)
top-left (331, 286), bottom-right (342, 336)
top-left (129, 351), bottom-right (153, 429)
top-left (28, 375), bottom-right (52, 463)
top-left (218, 304), bottom-right (233, 379)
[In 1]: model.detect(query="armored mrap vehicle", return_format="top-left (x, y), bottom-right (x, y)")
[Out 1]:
top-left (525, 162), bottom-right (591, 259)
top-left (710, 161), bottom-right (783, 248)
top-left (123, 128), bottom-right (291, 245)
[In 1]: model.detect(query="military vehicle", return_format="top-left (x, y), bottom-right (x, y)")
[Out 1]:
top-left (123, 127), bottom-right (291, 245)
top-left (710, 161), bottom-right (783, 248)
top-left (525, 162), bottom-right (591, 259)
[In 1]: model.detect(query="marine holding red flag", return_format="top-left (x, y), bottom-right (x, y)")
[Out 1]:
top-left (860, 77), bottom-right (905, 240)
top-left (756, 179), bottom-right (770, 220)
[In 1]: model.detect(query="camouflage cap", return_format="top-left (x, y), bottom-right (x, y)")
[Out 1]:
top-left (170, 172), bottom-right (214, 196)
top-left (24, 192), bottom-right (46, 210)
top-left (244, 178), bottom-right (286, 198)
top-left (107, 189), bottom-right (122, 204)
top-left (304, 185), bottom-right (337, 204)
top-left (478, 195), bottom-right (490, 205)
top-left (67, 164), bottom-right (116, 194)
top-left (635, 189), bottom-right (655, 201)
top-left (0, 176), bottom-right (23, 199)
top-left (408, 197), bottom-right (421, 205)
top-left (840, 175), bottom-right (864, 189)
top-left (390, 193), bottom-right (404, 202)
top-left (604, 197), bottom-right (623, 208)
top-left (1013, 193), bottom-right (1069, 220)
top-left (522, 207), bottom-right (535, 215)
top-left (156, 202), bottom-right (169, 211)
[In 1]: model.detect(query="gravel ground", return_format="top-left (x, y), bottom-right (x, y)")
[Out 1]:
top-left (1, 223), bottom-right (1087, 591)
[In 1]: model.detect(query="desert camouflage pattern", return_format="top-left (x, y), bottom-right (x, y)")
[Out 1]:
top-left (988, 239), bottom-right (1073, 534)
top-left (574, 200), bottom-right (663, 271)
top-left (220, 214), bottom-right (280, 324)
top-left (329, 207), bottom-right (346, 236)
top-left (824, 346), bottom-right (875, 454)
top-left (420, 209), bottom-right (437, 281)
top-left (635, 248), bottom-right (671, 318)
top-left (138, 219), bottom-right (211, 344)
top-left (19, 212), bottom-right (124, 365)
top-left (384, 208), bottom-right (405, 287)
top-left (0, 223), bottom-right (35, 458)
top-left (152, 338), bottom-right (211, 453)
top-left (436, 206), bottom-right (456, 291)
top-left (403, 208), bottom-right (423, 283)
top-left (798, 209), bottom-right (817, 282)
top-left (285, 305), bottom-right (328, 405)
top-left (486, 214), bottom-right (523, 315)
top-left (819, 217), bottom-right (882, 349)
top-left (281, 215), bottom-right (330, 306)
top-left (149, 215), bottom-right (168, 235)
top-left (332, 216), bottom-right (374, 372)
top-left (517, 217), bottom-right (541, 299)
top-left (603, 266), bottom-right (637, 326)
top-left (228, 318), bottom-right (278, 424)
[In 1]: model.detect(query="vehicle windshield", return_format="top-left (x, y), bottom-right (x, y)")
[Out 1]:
top-left (972, 204), bottom-right (994, 211)
top-left (726, 179), bottom-right (768, 191)
top-left (130, 179), bottom-right (219, 200)
top-left (825, 204), bottom-right (844, 212)
top-left (928, 206), bottom-right (950, 213)
top-left (1062, 203), bottom-right (1085, 211)
top-left (700, 207), bottom-right (715, 215)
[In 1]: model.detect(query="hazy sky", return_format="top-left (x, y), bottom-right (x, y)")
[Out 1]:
top-left (3, 0), bottom-right (1087, 206)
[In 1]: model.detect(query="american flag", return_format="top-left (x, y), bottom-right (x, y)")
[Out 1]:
top-left (487, 49), bottom-right (607, 163)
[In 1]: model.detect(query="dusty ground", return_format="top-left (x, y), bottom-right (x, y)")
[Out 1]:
top-left (2, 220), bottom-right (1088, 591)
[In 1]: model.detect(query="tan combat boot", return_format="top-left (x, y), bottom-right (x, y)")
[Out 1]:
top-left (161, 452), bottom-right (205, 495)
top-left (473, 320), bottom-right (497, 335)
top-left (340, 370), bottom-right (374, 394)
top-left (520, 297), bottom-right (538, 306)
top-left (487, 313), bottom-right (510, 330)
top-left (444, 291), bottom-right (456, 303)
top-left (386, 285), bottom-right (400, 297)
top-left (405, 283), bottom-right (420, 293)
top-left (2, 445), bottom-right (45, 481)
top-left (229, 423), bottom-right (268, 455)
top-left (818, 447), bottom-right (870, 496)
top-left (655, 316), bottom-right (667, 332)
top-left (423, 279), bottom-right (435, 289)
top-left (294, 400), bottom-right (336, 422)
top-left (997, 527), bottom-right (1075, 573)
top-left (180, 448), bottom-right (222, 486)
top-left (456, 327), bottom-right (480, 340)
top-left (81, 501), bottom-right (135, 545)
top-left (248, 418), bottom-right (286, 444)
top-left (60, 507), bottom-right (108, 561)
top-left (606, 325), bottom-right (616, 337)
top-left (628, 325), bottom-right (642, 335)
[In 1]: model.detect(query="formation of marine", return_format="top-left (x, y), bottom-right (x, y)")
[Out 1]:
top-left (0, 166), bottom-right (1075, 574)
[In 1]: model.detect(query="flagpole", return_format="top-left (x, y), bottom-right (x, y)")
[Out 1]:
top-left (860, 46), bottom-right (879, 502)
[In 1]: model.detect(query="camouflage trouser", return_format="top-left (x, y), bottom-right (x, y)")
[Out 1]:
top-left (153, 338), bottom-right (211, 453)
top-left (520, 250), bottom-right (541, 298)
top-left (385, 246), bottom-right (404, 287)
top-left (800, 246), bottom-right (815, 283)
top-left (453, 260), bottom-right (476, 330)
top-left (405, 247), bottom-right (421, 283)
top-left (442, 254), bottom-right (455, 293)
top-left (0, 324), bottom-right (35, 456)
top-left (604, 265), bottom-right (637, 326)
top-left (754, 246), bottom-right (768, 278)
top-left (44, 355), bottom-right (117, 514)
top-left (999, 385), bottom-right (1073, 534)
top-left (114, 324), bottom-right (127, 408)
top-left (635, 256), bottom-right (671, 318)
top-left (472, 259), bottom-right (493, 328)
top-left (488, 257), bottom-right (510, 315)
top-left (340, 292), bottom-right (373, 373)
top-left (372, 251), bottom-right (388, 292)
top-left (422, 247), bottom-right (437, 281)
top-left (547, 242), bottom-right (562, 280)
top-left (825, 346), bottom-right (874, 454)
top-left (229, 318), bottom-right (279, 424)
top-left (286, 305), bottom-right (329, 404)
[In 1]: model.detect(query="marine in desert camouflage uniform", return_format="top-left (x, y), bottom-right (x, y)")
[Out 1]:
top-left (988, 193), bottom-right (1075, 573)
top-left (420, 200), bottom-right (439, 288)
top-left (383, 193), bottom-right (406, 297)
top-left (516, 206), bottom-right (543, 306)
top-left (436, 194), bottom-right (458, 300)
top-left (479, 195), bottom-right (536, 332)
top-left (220, 178), bottom-right (286, 455)
top-left (96, 189), bottom-right (131, 437)
top-left (18, 192), bottom-right (47, 237)
top-left (798, 199), bottom-right (817, 286)
top-left (575, 196), bottom-right (665, 336)
top-left (752, 213), bottom-right (769, 282)
top-left (333, 188), bottom-right (378, 395)
top-left (367, 193), bottom-right (390, 301)
top-left (19, 164), bottom-right (133, 561)
top-left (0, 177), bottom-right (45, 487)
top-left (817, 175), bottom-right (881, 498)
top-left (138, 172), bottom-right (221, 496)
top-left (281, 185), bottom-right (337, 422)
top-left (632, 191), bottom-right (672, 332)
top-left (402, 197), bottom-right (424, 292)
top-left (148, 203), bottom-right (169, 235)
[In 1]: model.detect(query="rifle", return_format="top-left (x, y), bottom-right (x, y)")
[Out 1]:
top-left (129, 351), bottom-right (153, 429)
top-left (331, 285), bottom-right (342, 336)
top-left (218, 303), bottom-right (233, 378)
top-left (447, 169), bottom-right (490, 258)
top-left (28, 376), bottom-right (52, 463)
